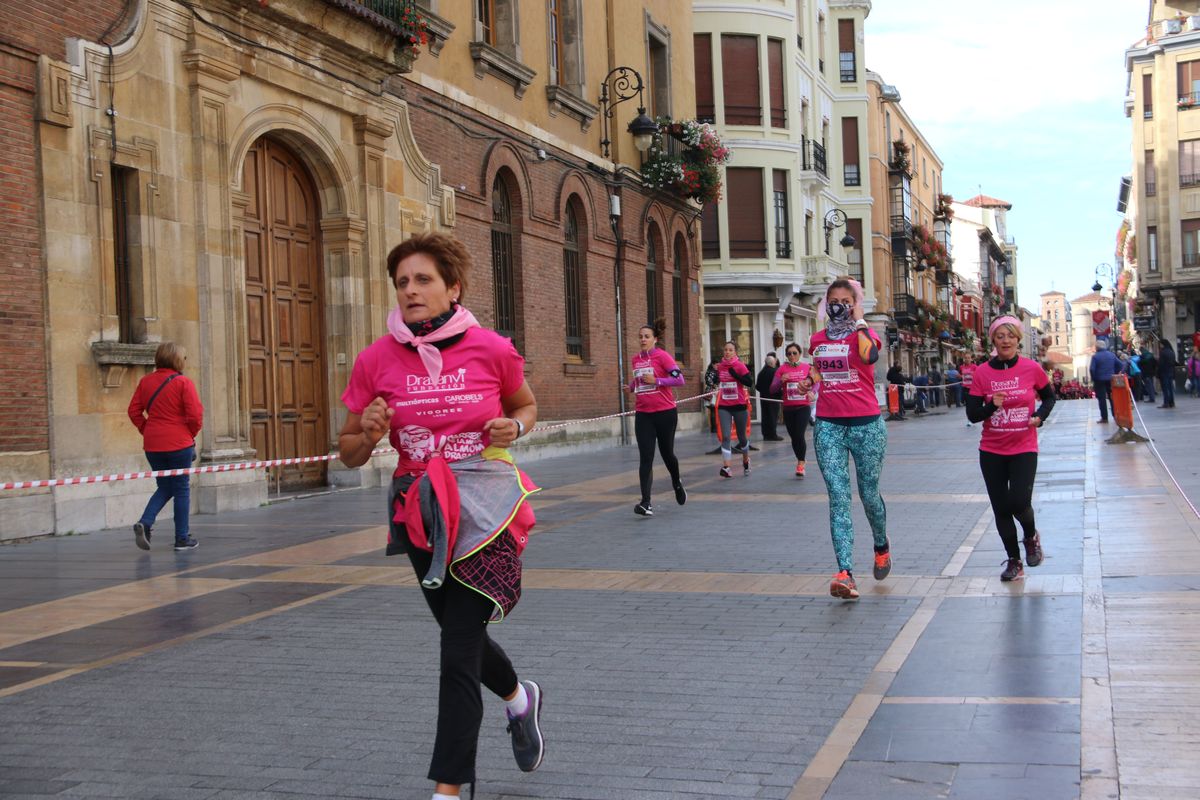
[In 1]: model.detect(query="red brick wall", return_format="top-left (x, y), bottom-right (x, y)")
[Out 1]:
top-left (0, 2), bottom-right (130, 451)
top-left (405, 83), bottom-right (703, 421)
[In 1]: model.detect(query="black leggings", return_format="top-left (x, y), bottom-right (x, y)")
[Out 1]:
top-left (635, 408), bottom-right (681, 504)
top-left (405, 545), bottom-right (519, 785)
top-left (979, 450), bottom-right (1038, 560)
top-left (782, 405), bottom-right (812, 462)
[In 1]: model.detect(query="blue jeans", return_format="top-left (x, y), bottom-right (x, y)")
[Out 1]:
top-left (1161, 374), bottom-right (1175, 406)
top-left (1143, 375), bottom-right (1156, 403)
top-left (140, 446), bottom-right (194, 541)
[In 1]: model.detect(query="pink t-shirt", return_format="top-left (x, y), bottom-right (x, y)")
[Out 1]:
top-left (970, 357), bottom-right (1049, 455)
top-left (716, 358), bottom-right (751, 407)
top-left (961, 363), bottom-right (977, 389)
top-left (629, 348), bottom-right (684, 413)
top-left (772, 361), bottom-right (813, 407)
top-left (809, 329), bottom-right (882, 419)
top-left (341, 327), bottom-right (525, 477)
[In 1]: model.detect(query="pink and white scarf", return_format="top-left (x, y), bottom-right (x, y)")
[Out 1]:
top-left (387, 304), bottom-right (481, 382)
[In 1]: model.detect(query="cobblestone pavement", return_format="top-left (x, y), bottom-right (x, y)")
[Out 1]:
top-left (1, 397), bottom-right (1198, 799)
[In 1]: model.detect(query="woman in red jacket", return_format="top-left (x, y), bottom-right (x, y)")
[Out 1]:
top-left (127, 342), bottom-right (204, 551)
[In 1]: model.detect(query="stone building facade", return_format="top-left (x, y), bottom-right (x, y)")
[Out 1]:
top-left (1, 0), bottom-right (700, 537)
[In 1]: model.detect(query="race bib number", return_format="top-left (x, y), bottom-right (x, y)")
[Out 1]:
top-left (962, 371), bottom-right (974, 386)
top-left (786, 381), bottom-right (805, 402)
top-left (719, 381), bottom-right (739, 401)
top-left (633, 366), bottom-right (656, 394)
top-left (813, 344), bottom-right (852, 384)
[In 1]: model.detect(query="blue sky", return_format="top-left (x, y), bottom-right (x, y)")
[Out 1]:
top-left (865, 0), bottom-right (1149, 311)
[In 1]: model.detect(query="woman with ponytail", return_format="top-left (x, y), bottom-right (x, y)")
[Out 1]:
top-left (805, 279), bottom-right (891, 600)
top-left (627, 318), bottom-right (687, 516)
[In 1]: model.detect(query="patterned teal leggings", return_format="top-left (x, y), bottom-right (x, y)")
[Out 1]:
top-left (814, 416), bottom-right (888, 573)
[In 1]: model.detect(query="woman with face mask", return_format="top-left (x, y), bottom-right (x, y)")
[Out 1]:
top-left (965, 316), bottom-right (1056, 581)
top-left (626, 318), bottom-right (687, 516)
top-left (770, 342), bottom-right (813, 477)
top-left (804, 279), bottom-right (890, 600)
top-left (715, 341), bottom-right (754, 477)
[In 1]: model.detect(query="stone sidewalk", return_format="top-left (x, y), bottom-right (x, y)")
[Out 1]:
top-left (0, 396), bottom-right (1198, 799)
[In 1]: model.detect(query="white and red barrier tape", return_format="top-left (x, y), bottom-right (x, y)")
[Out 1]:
top-left (1, 391), bottom-right (715, 491)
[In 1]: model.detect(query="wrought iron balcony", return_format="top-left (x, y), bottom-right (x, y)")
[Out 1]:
top-left (893, 292), bottom-right (917, 324)
top-left (800, 138), bottom-right (828, 180)
top-left (319, 0), bottom-right (433, 65)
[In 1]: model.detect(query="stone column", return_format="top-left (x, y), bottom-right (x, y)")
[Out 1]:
top-left (1162, 288), bottom-right (1178, 349)
top-left (183, 36), bottom-right (265, 513)
top-left (866, 312), bottom-right (891, 409)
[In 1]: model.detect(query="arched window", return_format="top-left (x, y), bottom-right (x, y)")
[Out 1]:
top-left (672, 234), bottom-right (687, 361)
top-left (491, 175), bottom-right (517, 342)
top-left (563, 202), bottom-right (586, 358)
top-left (646, 223), bottom-right (661, 323)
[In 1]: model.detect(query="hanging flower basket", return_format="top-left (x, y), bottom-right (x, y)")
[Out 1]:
top-left (890, 139), bottom-right (912, 175)
top-left (935, 193), bottom-right (955, 220)
top-left (640, 117), bottom-right (731, 204)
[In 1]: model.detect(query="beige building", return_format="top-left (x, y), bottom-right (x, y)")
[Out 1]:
top-left (1070, 291), bottom-right (1113, 380)
top-left (865, 71), bottom-right (956, 376)
top-left (1040, 291), bottom-right (1074, 367)
top-left (1126, 0), bottom-right (1200, 358)
top-left (693, 0), bottom-right (873, 370)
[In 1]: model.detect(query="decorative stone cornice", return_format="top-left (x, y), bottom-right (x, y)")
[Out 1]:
top-left (469, 42), bottom-right (536, 98)
top-left (545, 85), bottom-right (598, 131)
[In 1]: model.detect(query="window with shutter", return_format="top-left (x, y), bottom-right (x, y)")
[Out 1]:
top-left (563, 201), bottom-right (586, 358)
top-left (1179, 60), bottom-right (1200, 105)
top-left (721, 35), bottom-right (761, 125)
top-left (772, 170), bottom-right (790, 258)
top-left (726, 168), bottom-right (766, 258)
top-left (767, 38), bottom-right (785, 127)
top-left (1183, 219), bottom-right (1200, 267)
top-left (841, 117), bottom-right (860, 187)
top-left (1181, 140), bottom-right (1200, 186)
top-left (837, 19), bottom-right (855, 82)
top-left (845, 218), bottom-right (863, 283)
top-left (695, 34), bottom-right (715, 123)
top-left (1148, 226), bottom-right (1159, 272)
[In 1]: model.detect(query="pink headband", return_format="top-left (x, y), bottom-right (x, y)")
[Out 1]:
top-left (988, 315), bottom-right (1022, 339)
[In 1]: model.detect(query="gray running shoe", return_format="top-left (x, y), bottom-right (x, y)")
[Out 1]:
top-left (506, 679), bottom-right (545, 772)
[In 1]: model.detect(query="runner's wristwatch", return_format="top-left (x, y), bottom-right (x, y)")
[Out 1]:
top-left (511, 418), bottom-right (525, 438)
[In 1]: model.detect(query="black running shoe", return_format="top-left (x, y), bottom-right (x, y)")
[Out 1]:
top-left (719, 466), bottom-right (732, 478)
top-left (634, 502), bottom-right (653, 517)
top-left (174, 537), bottom-right (199, 552)
top-left (133, 522), bottom-right (151, 551)
top-left (743, 459), bottom-right (751, 476)
top-left (673, 484), bottom-right (687, 506)
top-left (1000, 558), bottom-right (1024, 582)
top-left (1023, 533), bottom-right (1043, 567)
top-left (506, 680), bottom-right (545, 772)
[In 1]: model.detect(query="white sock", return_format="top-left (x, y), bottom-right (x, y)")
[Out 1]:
top-left (432, 793), bottom-right (458, 800)
top-left (505, 682), bottom-right (529, 717)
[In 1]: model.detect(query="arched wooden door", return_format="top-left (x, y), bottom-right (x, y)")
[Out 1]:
top-left (240, 137), bottom-right (327, 489)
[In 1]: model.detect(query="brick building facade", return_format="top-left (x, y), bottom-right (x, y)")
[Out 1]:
top-left (0, 0), bottom-right (702, 536)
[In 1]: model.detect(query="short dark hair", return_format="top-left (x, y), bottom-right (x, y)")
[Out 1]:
top-left (386, 232), bottom-right (471, 298)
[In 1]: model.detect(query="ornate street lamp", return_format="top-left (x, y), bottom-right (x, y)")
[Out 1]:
top-left (823, 208), bottom-right (855, 254)
top-left (598, 67), bottom-right (658, 159)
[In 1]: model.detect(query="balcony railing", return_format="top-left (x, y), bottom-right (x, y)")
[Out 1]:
top-left (800, 139), bottom-right (828, 179)
top-left (1146, 180), bottom-right (1157, 197)
top-left (893, 292), bottom-right (917, 324)
top-left (800, 255), bottom-right (841, 286)
top-left (1184, 251), bottom-right (1200, 267)
top-left (1179, 91), bottom-right (1200, 110)
top-left (321, 0), bottom-right (428, 63)
top-left (776, 240), bottom-right (793, 259)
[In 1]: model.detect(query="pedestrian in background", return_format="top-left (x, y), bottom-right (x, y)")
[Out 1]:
top-left (1089, 339), bottom-right (1122, 423)
top-left (1186, 350), bottom-right (1200, 398)
top-left (1140, 346), bottom-right (1158, 404)
top-left (338, 232), bottom-right (545, 798)
top-left (627, 319), bottom-right (686, 517)
top-left (928, 363), bottom-right (943, 408)
top-left (886, 361), bottom-right (907, 420)
top-left (756, 353), bottom-right (784, 441)
top-left (127, 342), bottom-right (203, 552)
top-left (771, 342), bottom-right (813, 477)
top-left (966, 316), bottom-right (1055, 582)
top-left (703, 361), bottom-right (720, 433)
top-left (945, 363), bottom-right (962, 407)
top-left (1158, 339), bottom-right (1177, 408)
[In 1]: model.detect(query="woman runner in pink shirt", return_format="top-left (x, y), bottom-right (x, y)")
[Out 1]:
top-left (804, 280), bottom-right (891, 600)
top-left (715, 341), bottom-right (754, 477)
top-left (966, 315), bottom-right (1056, 581)
top-left (337, 233), bottom-right (545, 798)
top-left (770, 342), bottom-right (813, 477)
top-left (627, 318), bottom-right (687, 516)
